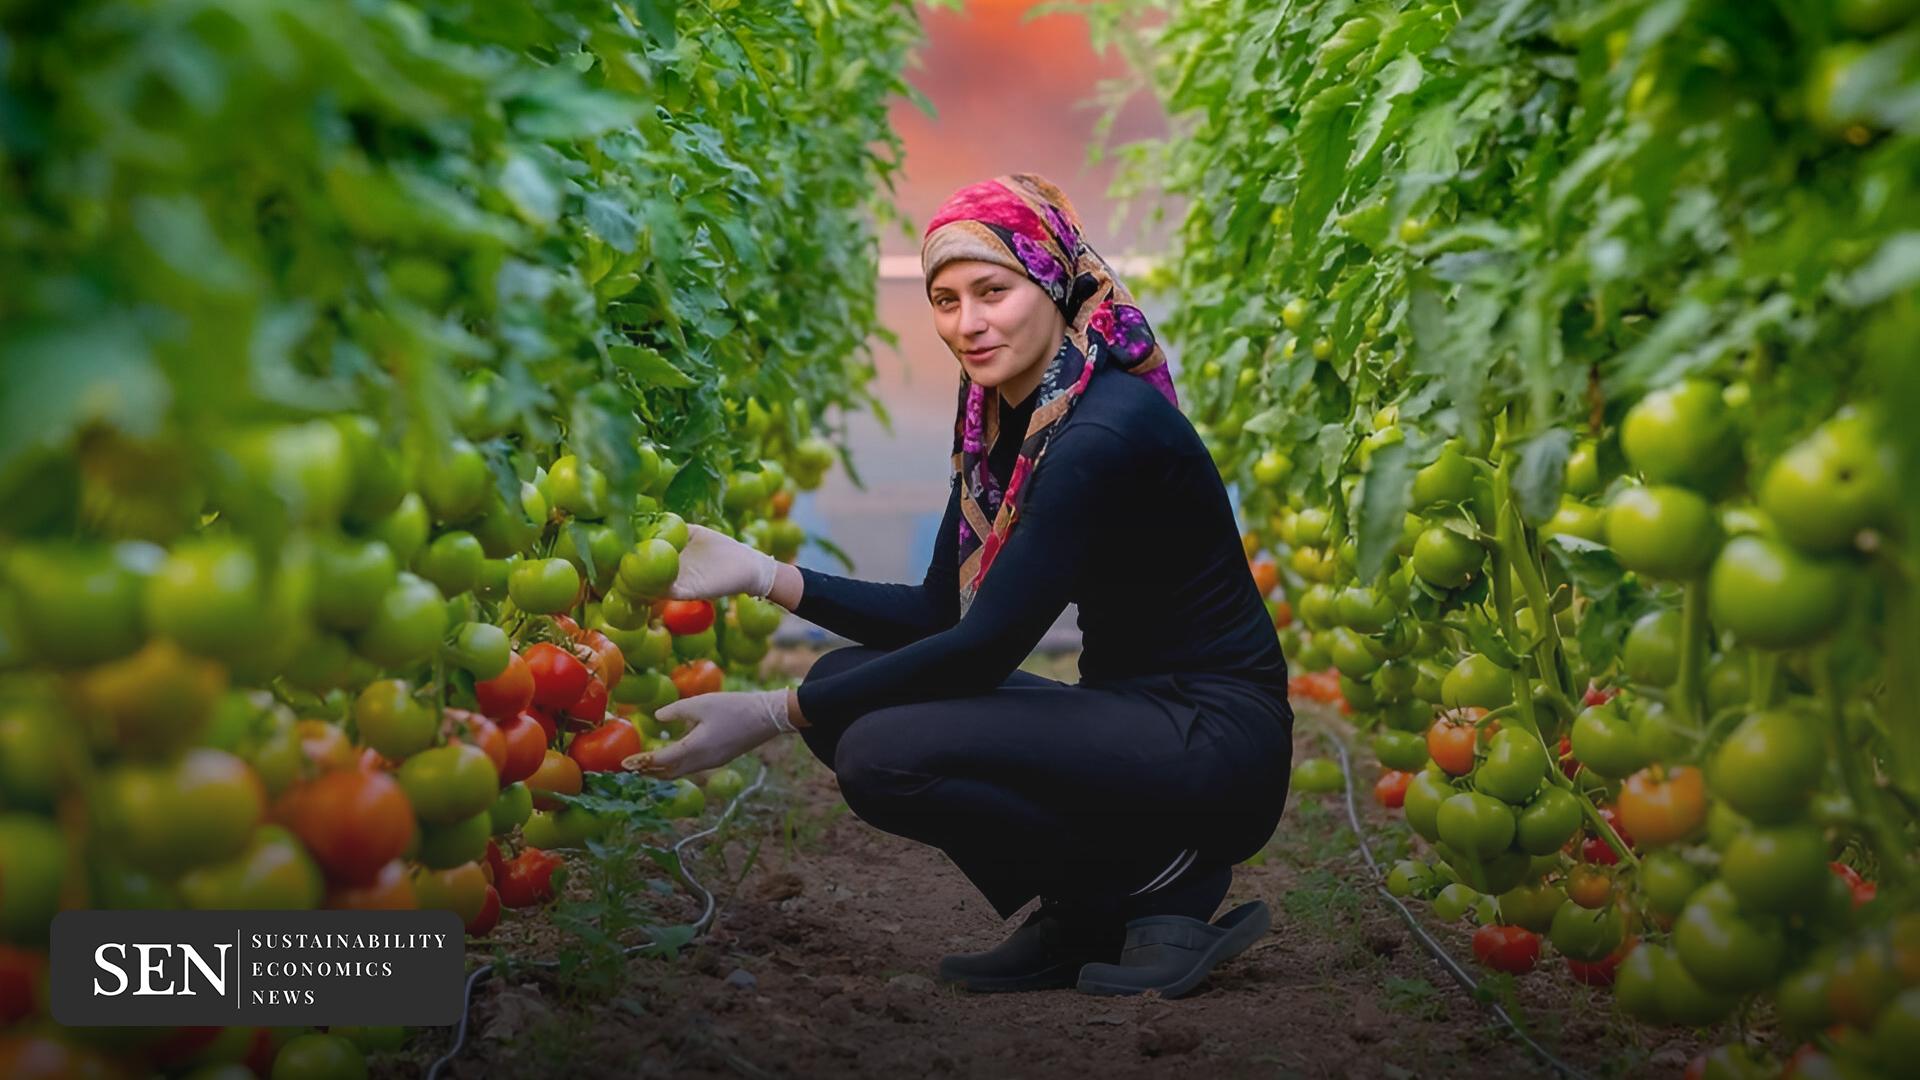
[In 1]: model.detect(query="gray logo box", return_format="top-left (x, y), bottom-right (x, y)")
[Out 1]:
top-left (51, 910), bottom-right (467, 1026)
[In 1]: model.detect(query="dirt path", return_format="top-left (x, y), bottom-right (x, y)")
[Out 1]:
top-left (395, 680), bottom-right (1712, 1080)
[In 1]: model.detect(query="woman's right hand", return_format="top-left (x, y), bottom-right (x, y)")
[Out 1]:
top-left (668, 524), bottom-right (780, 601)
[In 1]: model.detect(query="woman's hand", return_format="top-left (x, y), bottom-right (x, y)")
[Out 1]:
top-left (622, 689), bottom-right (795, 780)
top-left (667, 524), bottom-right (779, 601)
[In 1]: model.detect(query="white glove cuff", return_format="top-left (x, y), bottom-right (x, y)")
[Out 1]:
top-left (749, 551), bottom-right (778, 600)
top-left (758, 688), bottom-right (797, 735)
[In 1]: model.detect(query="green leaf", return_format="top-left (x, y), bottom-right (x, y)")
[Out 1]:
top-left (1291, 85), bottom-right (1361, 256)
top-left (1356, 440), bottom-right (1411, 583)
top-left (1841, 232), bottom-right (1920, 307)
top-left (1509, 429), bottom-right (1572, 528)
top-left (611, 344), bottom-right (698, 389)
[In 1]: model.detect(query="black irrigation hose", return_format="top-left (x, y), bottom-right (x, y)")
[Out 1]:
top-left (423, 763), bottom-right (774, 1080)
top-left (1328, 738), bottom-right (1596, 1080)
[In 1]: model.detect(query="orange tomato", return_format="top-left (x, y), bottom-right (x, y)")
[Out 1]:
top-left (769, 490), bottom-right (794, 519)
top-left (325, 859), bottom-right (417, 911)
top-left (273, 769), bottom-right (416, 885)
top-left (1617, 766), bottom-right (1707, 848)
top-left (1427, 717), bottom-right (1478, 776)
top-left (526, 749), bottom-right (583, 810)
top-left (670, 659), bottom-right (724, 699)
top-left (412, 862), bottom-right (490, 925)
top-left (575, 630), bottom-right (624, 691)
top-left (1249, 559), bottom-right (1280, 598)
top-left (1374, 770), bottom-right (1412, 809)
top-left (1566, 864), bottom-right (1613, 909)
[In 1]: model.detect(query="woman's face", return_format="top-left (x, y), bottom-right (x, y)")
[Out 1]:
top-left (927, 260), bottom-right (1065, 403)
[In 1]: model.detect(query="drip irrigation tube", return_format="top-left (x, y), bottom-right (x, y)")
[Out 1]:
top-left (424, 763), bottom-right (774, 1080)
top-left (1329, 738), bottom-right (1595, 1080)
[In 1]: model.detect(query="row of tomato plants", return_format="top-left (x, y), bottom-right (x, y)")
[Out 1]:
top-left (0, 0), bottom-right (922, 1075)
top-left (1120, 0), bottom-right (1920, 1076)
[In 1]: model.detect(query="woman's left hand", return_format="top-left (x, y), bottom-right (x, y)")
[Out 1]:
top-left (623, 689), bottom-right (794, 781)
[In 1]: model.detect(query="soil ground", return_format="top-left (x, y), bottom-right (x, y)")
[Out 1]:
top-left (379, 651), bottom-right (1712, 1080)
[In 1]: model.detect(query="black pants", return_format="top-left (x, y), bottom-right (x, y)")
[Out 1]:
top-left (797, 647), bottom-right (1294, 922)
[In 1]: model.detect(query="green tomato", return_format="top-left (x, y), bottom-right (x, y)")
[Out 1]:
top-left (1430, 882), bottom-right (1482, 922)
top-left (508, 558), bottom-right (580, 615)
top-left (1672, 881), bottom-right (1785, 994)
top-left (722, 470), bottom-right (768, 514)
top-left (660, 777), bottom-right (706, 819)
top-left (1436, 792), bottom-right (1516, 861)
top-left (555, 524), bottom-right (625, 593)
top-left (101, 749), bottom-right (263, 877)
top-left (1615, 943), bottom-right (1668, 1024)
top-left (1252, 450), bottom-right (1292, 487)
top-left (733, 595), bottom-right (784, 638)
top-left (1386, 859), bottom-right (1438, 899)
top-left (1327, 629), bottom-right (1382, 679)
top-left (1653, 938), bottom-right (1742, 1024)
top-left (673, 626), bottom-right (718, 662)
top-left (1621, 379), bottom-right (1741, 493)
top-left (179, 827), bottom-right (323, 913)
top-left (1515, 787), bottom-right (1583, 856)
top-left (270, 1033), bottom-right (367, 1080)
top-left (1441, 653), bottom-right (1511, 710)
top-left (233, 421), bottom-right (353, 525)
top-left (1721, 823), bottom-right (1830, 916)
top-left (0, 814), bottom-right (65, 944)
top-left (469, 488), bottom-right (543, 560)
top-left (351, 573), bottom-right (448, 668)
top-left (1370, 658), bottom-right (1418, 704)
top-left (546, 455), bottom-right (609, 520)
top-left (1708, 535), bottom-right (1849, 650)
top-left (705, 767), bottom-right (748, 801)
top-left (597, 588), bottom-right (647, 633)
top-left (145, 537), bottom-right (266, 661)
top-left (396, 743), bottom-right (499, 827)
top-left (1623, 609), bottom-right (1681, 686)
top-left (1570, 698), bottom-right (1650, 780)
top-left (1565, 440), bottom-right (1602, 498)
top-left (352, 680), bottom-right (436, 761)
top-left (367, 493), bottom-right (431, 567)
top-left (1710, 710), bottom-right (1826, 823)
top-left (414, 531), bottom-right (484, 598)
top-left (1497, 881), bottom-right (1568, 935)
top-left (1292, 507), bottom-right (1331, 547)
top-left (1373, 730), bottom-right (1430, 772)
top-left (616, 538), bottom-right (681, 601)
top-left (1438, 845), bottom-right (1531, 896)
top-left (1280, 296), bottom-right (1310, 331)
top-left (1758, 409), bottom-right (1894, 553)
top-left (1605, 485), bottom-right (1722, 580)
top-left (1379, 698), bottom-right (1432, 733)
top-left (488, 782), bottom-right (534, 835)
top-left (417, 439), bottom-right (492, 526)
top-left (1291, 757), bottom-right (1345, 794)
top-left (6, 543), bottom-right (150, 668)
top-left (413, 811), bottom-right (492, 871)
top-left (1639, 850), bottom-right (1704, 920)
top-left (1549, 899), bottom-right (1624, 963)
top-left (1773, 958), bottom-right (1838, 1035)
top-left (1297, 583), bottom-right (1341, 630)
top-left (445, 622), bottom-right (510, 681)
top-left (1633, 700), bottom-right (1692, 765)
top-left (1411, 446), bottom-right (1475, 510)
top-left (1411, 525), bottom-right (1483, 590)
top-left (334, 415), bottom-right (410, 526)
top-left (645, 512), bottom-right (691, 551)
top-left (313, 537), bottom-right (398, 632)
top-left (1546, 498), bottom-right (1608, 543)
top-left (1476, 729), bottom-right (1549, 805)
top-left (1403, 767), bottom-right (1455, 842)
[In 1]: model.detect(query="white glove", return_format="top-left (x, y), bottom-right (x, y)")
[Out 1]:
top-left (667, 524), bottom-right (778, 601)
top-left (623, 689), bottom-right (794, 781)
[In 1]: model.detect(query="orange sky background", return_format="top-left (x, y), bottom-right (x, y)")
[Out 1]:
top-left (799, 0), bottom-right (1171, 592)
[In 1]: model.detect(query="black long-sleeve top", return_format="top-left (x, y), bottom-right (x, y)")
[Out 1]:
top-left (792, 362), bottom-right (1292, 734)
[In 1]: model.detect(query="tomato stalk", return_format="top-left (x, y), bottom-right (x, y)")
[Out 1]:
top-left (1816, 646), bottom-right (1912, 890)
top-left (1504, 506), bottom-right (1576, 722)
top-left (1747, 650), bottom-right (1779, 710)
top-left (1486, 460), bottom-right (1541, 743)
top-left (1672, 577), bottom-right (1710, 737)
top-left (1878, 557), bottom-right (1920, 806)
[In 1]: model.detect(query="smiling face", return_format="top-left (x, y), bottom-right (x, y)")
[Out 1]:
top-left (927, 260), bottom-right (1066, 405)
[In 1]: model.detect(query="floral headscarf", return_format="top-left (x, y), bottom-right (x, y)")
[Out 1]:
top-left (921, 173), bottom-right (1174, 616)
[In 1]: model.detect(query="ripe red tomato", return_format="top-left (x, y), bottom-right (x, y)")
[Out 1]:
top-left (1272, 600), bottom-right (1293, 628)
top-left (1249, 559), bottom-right (1279, 598)
top-left (1557, 735), bottom-right (1582, 780)
top-left (474, 652), bottom-right (534, 720)
top-left (324, 859), bottom-right (417, 911)
top-left (1566, 937), bottom-right (1635, 986)
top-left (1373, 770), bottom-right (1412, 810)
top-left (564, 676), bottom-right (608, 724)
top-left (527, 705), bottom-right (560, 743)
top-left (1471, 924), bottom-right (1540, 975)
top-left (1618, 766), bottom-right (1707, 848)
top-left (459, 717), bottom-right (508, 778)
top-left (568, 719), bottom-right (641, 773)
top-left (523, 642), bottom-right (590, 710)
top-left (1427, 717), bottom-right (1477, 776)
top-left (1582, 682), bottom-right (1619, 708)
top-left (660, 599), bottom-right (715, 636)
top-left (576, 631), bottom-right (624, 691)
top-left (0, 946), bottom-right (45, 1027)
top-left (669, 659), bottom-right (724, 699)
top-left (496, 849), bottom-right (563, 908)
top-left (497, 713), bottom-right (549, 785)
top-left (467, 885), bottom-right (501, 936)
top-left (274, 770), bottom-right (416, 886)
top-left (485, 838), bottom-right (509, 884)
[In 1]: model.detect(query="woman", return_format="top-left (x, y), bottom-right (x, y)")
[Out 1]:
top-left (630, 174), bottom-right (1293, 998)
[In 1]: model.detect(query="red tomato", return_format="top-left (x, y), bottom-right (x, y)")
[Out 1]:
top-left (564, 676), bottom-right (608, 724)
top-left (1471, 924), bottom-right (1540, 975)
top-left (467, 885), bottom-right (501, 937)
top-left (496, 849), bottom-right (563, 908)
top-left (568, 719), bottom-right (641, 773)
top-left (324, 859), bottom-right (417, 911)
top-left (1558, 734), bottom-right (1582, 780)
top-left (577, 630), bottom-right (625, 691)
top-left (660, 599), bottom-right (715, 636)
top-left (1249, 559), bottom-right (1279, 598)
top-left (528, 705), bottom-right (560, 743)
top-left (1427, 717), bottom-right (1477, 776)
top-left (474, 652), bottom-right (535, 720)
top-left (1582, 682), bottom-right (1618, 708)
top-left (1273, 600), bottom-right (1293, 628)
top-left (460, 717), bottom-right (508, 777)
top-left (497, 712), bottom-right (549, 785)
top-left (0, 947), bottom-right (44, 1027)
top-left (1583, 805), bottom-right (1635, 865)
top-left (524, 643), bottom-right (590, 710)
top-left (274, 769), bottom-right (416, 885)
top-left (551, 614), bottom-right (582, 639)
top-left (485, 838), bottom-right (508, 884)
top-left (670, 659), bottom-right (724, 699)
top-left (1373, 770), bottom-right (1412, 810)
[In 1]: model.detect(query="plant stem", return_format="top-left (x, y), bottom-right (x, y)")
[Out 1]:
top-left (1673, 577), bottom-right (1709, 735)
top-left (1817, 647), bottom-right (1912, 890)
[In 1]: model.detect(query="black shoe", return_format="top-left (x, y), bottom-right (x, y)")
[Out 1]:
top-left (937, 899), bottom-right (1126, 993)
top-left (1076, 901), bottom-right (1272, 998)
